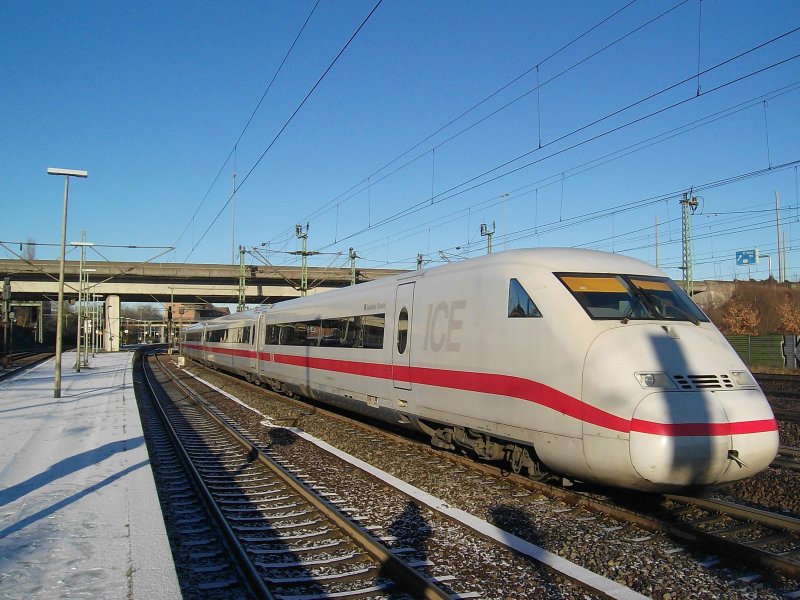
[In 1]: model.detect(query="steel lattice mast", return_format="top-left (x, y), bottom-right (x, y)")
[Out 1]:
top-left (680, 192), bottom-right (699, 296)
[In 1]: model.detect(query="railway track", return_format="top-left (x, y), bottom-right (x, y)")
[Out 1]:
top-left (426, 450), bottom-right (800, 582)
top-left (133, 350), bottom-right (253, 597)
top-left (0, 348), bottom-right (53, 380)
top-left (773, 408), bottom-right (800, 424)
top-left (169, 356), bottom-right (799, 596)
top-left (773, 446), bottom-right (800, 471)
top-left (141, 351), bottom-right (453, 599)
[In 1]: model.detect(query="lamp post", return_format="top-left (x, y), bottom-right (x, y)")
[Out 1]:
top-left (48, 167), bottom-right (88, 398)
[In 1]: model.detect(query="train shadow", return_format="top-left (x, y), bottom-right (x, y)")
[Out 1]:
top-left (155, 400), bottom-right (324, 598)
top-left (648, 330), bottom-right (714, 485)
top-left (379, 500), bottom-right (433, 595)
top-left (489, 503), bottom-right (545, 548)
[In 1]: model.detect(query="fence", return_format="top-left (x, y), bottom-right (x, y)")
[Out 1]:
top-left (726, 335), bottom-right (800, 369)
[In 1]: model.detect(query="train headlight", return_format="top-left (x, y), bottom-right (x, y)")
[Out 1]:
top-left (634, 372), bottom-right (675, 389)
top-left (730, 370), bottom-right (757, 389)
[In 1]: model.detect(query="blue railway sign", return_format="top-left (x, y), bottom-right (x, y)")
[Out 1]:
top-left (736, 249), bottom-right (757, 266)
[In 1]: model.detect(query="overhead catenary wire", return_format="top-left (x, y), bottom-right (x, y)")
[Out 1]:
top-left (184, 0), bottom-right (384, 262)
top-left (360, 158), bottom-right (800, 269)
top-left (172, 0), bottom-right (322, 259)
top-left (362, 81), bottom-right (800, 262)
top-left (320, 44), bottom-right (800, 256)
top-left (294, 5), bottom-right (799, 248)
top-left (287, 0), bottom-right (686, 236)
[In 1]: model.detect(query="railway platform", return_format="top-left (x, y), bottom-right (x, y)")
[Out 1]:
top-left (0, 350), bottom-right (180, 598)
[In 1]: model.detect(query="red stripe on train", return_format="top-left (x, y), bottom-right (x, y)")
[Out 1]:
top-left (186, 344), bottom-right (778, 437)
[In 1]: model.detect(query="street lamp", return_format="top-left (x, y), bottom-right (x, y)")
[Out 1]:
top-left (48, 167), bottom-right (88, 398)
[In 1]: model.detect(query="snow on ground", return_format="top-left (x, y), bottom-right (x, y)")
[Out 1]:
top-left (0, 351), bottom-right (179, 599)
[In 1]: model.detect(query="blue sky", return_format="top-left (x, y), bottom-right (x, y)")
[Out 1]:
top-left (2, 0), bottom-right (800, 283)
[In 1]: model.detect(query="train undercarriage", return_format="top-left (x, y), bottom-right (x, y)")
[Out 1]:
top-left (417, 420), bottom-right (550, 480)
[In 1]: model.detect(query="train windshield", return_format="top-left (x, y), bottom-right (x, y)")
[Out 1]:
top-left (557, 273), bottom-right (708, 323)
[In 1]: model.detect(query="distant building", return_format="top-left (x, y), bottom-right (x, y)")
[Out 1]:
top-left (166, 303), bottom-right (230, 322)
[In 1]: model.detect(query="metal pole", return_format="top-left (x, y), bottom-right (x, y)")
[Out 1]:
top-left (231, 171), bottom-right (237, 265)
top-left (49, 167), bottom-right (87, 397)
top-left (481, 222), bottom-right (495, 255)
top-left (655, 216), bottom-right (659, 269)
top-left (237, 246), bottom-right (246, 311)
top-left (301, 230), bottom-right (308, 296)
top-left (2, 277), bottom-right (9, 368)
top-left (680, 193), bottom-right (698, 296)
top-left (776, 191), bottom-right (783, 283)
top-left (75, 239), bottom-right (84, 371)
top-left (54, 176), bottom-right (69, 397)
top-left (349, 247), bottom-right (357, 286)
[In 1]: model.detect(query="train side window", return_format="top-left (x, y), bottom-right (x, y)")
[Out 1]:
top-left (508, 278), bottom-right (542, 318)
top-left (340, 316), bottom-right (359, 347)
top-left (278, 325), bottom-right (293, 345)
top-left (397, 308), bottom-right (408, 354)
top-left (320, 319), bottom-right (343, 347)
top-left (291, 322), bottom-right (308, 346)
top-left (363, 314), bottom-right (385, 349)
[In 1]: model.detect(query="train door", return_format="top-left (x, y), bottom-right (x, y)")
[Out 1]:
top-left (248, 324), bottom-right (258, 373)
top-left (392, 282), bottom-right (415, 390)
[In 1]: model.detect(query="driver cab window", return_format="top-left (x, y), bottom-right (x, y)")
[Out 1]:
top-left (508, 279), bottom-right (542, 318)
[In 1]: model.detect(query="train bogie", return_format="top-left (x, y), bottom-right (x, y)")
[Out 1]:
top-left (180, 248), bottom-right (779, 492)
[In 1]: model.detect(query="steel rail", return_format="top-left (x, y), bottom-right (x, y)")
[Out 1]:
top-left (772, 446), bottom-right (800, 471)
top-left (140, 351), bottom-right (274, 599)
top-left (0, 351), bottom-right (54, 381)
top-left (665, 495), bottom-right (800, 533)
top-left (772, 408), bottom-right (800, 423)
top-left (155, 353), bottom-right (452, 600)
top-left (179, 355), bottom-right (800, 583)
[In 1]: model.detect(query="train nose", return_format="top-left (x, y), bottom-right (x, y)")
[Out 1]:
top-left (630, 390), bottom-right (779, 487)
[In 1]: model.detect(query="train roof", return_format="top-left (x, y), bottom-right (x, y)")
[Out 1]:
top-left (262, 248), bottom-right (664, 309)
top-left (460, 248), bottom-right (664, 275)
top-left (184, 249), bottom-right (666, 324)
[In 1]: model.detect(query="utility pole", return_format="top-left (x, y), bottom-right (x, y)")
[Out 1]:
top-left (776, 191), bottom-right (783, 283)
top-left (292, 224), bottom-right (318, 297)
top-left (349, 247), bottom-right (358, 286)
top-left (481, 222), bottom-right (496, 255)
top-left (2, 277), bottom-right (10, 369)
top-left (231, 171), bottom-right (237, 265)
top-left (237, 245), bottom-right (246, 312)
top-left (680, 192), bottom-right (698, 296)
top-left (167, 288), bottom-right (174, 354)
top-left (655, 216), bottom-right (660, 269)
top-left (74, 233), bottom-right (87, 371)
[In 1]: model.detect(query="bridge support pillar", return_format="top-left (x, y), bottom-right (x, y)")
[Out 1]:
top-left (104, 295), bottom-right (120, 352)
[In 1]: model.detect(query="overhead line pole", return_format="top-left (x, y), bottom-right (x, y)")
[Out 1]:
top-left (680, 192), bottom-right (698, 296)
top-left (776, 191), bottom-right (783, 283)
top-left (349, 247), bottom-right (358, 286)
top-left (237, 245), bottom-right (246, 312)
top-left (292, 224), bottom-right (319, 297)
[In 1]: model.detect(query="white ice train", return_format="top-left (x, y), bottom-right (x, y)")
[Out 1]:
top-left (180, 248), bottom-right (779, 491)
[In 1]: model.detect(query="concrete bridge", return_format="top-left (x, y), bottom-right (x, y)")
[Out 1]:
top-left (0, 259), bottom-right (405, 304)
top-left (0, 258), bottom-right (406, 351)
